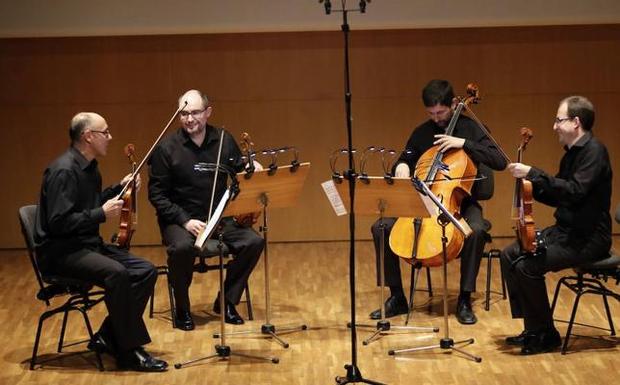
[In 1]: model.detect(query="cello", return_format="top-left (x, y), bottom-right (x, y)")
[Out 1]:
top-left (389, 84), bottom-right (508, 267)
top-left (113, 144), bottom-right (138, 249)
top-left (512, 127), bottom-right (539, 253)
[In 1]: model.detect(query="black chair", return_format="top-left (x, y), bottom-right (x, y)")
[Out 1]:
top-left (550, 204), bottom-right (620, 354)
top-left (19, 205), bottom-right (105, 370)
top-left (149, 239), bottom-right (253, 328)
top-left (481, 219), bottom-right (505, 311)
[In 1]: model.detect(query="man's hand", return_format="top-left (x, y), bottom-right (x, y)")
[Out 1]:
top-left (253, 160), bottom-right (264, 171)
top-left (507, 163), bottom-right (532, 179)
top-left (394, 163), bottom-right (411, 178)
top-left (102, 198), bottom-right (124, 220)
top-left (433, 134), bottom-right (465, 153)
top-left (121, 173), bottom-right (141, 192)
top-left (184, 219), bottom-right (206, 237)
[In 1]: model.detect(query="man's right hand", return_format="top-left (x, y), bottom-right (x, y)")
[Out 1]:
top-left (184, 219), bottom-right (206, 237)
top-left (102, 198), bottom-right (124, 220)
top-left (394, 163), bottom-right (411, 178)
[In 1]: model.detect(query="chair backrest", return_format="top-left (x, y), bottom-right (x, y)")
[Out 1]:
top-left (615, 203), bottom-right (620, 224)
top-left (18, 205), bottom-right (47, 298)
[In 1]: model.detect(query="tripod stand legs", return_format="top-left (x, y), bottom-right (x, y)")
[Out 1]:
top-left (388, 337), bottom-right (481, 362)
top-left (387, 217), bottom-right (481, 363)
top-left (174, 344), bottom-right (278, 369)
top-left (214, 323), bottom-right (308, 349)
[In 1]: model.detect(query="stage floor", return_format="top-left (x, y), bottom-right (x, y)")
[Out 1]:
top-left (2, 239), bottom-right (618, 385)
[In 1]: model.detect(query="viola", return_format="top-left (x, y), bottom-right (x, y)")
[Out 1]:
top-left (389, 84), bottom-right (502, 267)
top-left (112, 101), bottom-right (188, 249)
top-left (512, 127), bottom-right (537, 253)
top-left (114, 144), bottom-right (138, 249)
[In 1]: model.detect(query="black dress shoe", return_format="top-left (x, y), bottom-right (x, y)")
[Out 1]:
top-left (369, 295), bottom-right (409, 320)
top-left (117, 347), bottom-right (168, 372)
top-left (456, 298), bottom-right (477, 325)
top-left (505, 330), bottom-right (533, 346)
top-left (87, 332), bottom-right (116, 356)
top-left (174, 310), bottom-right (195, 331)
top-left (213, 299), bottom-right (245, 325)
top-left (521, 328), bottom-right (561, 355)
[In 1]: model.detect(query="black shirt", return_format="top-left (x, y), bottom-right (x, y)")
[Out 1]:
top-left (35, 147), bottom-right (121, 265)
top-left (148, 125), bottom-right (244, 227)
top-left (397, 115), bottom-right (507, 201)
top-left (526, 131), bottom-right (612, 242)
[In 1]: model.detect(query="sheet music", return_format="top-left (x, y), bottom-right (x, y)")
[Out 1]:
top-left (321, 180), bottom-right (347, 216)
top-left (194, 187), bottom-right (231, 250)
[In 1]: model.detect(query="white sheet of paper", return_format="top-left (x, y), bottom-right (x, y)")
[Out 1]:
top-left (321, 180), bottom-right (347, 216)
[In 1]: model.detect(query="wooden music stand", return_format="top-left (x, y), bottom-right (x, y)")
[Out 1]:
top-left (325, 176), bottom-right (438, 348)
top-left (213, 162), bottom-right (311, 349)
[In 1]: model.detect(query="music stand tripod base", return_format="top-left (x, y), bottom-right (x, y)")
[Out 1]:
top-left (215, 166), bottom-right (310, 349)
top-left (175, 230), bottom-right (279, 369)
top-left (386, 211), bottom-right (481, 363)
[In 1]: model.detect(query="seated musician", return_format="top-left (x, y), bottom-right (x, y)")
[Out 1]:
top-left (501, 96), bottom-right (612, 354)
top-left (34, 112), bottom-right (168, 371)
top-left (370, 79), bottom-right (507, 324)
top-left (148, 89), bottom-right (264, 330)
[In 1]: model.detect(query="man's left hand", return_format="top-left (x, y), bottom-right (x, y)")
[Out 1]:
top-left (433, 134), bottom-right (465, 153)
top-left (121, 173), bottom-right (141, 192)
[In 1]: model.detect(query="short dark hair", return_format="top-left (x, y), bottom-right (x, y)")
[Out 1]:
top-left (422, 79), bottom-right (454, 107)
top-left (69, 113), bottom-right (92, 144)
top-left (561, 96), bottom-right (595, 131)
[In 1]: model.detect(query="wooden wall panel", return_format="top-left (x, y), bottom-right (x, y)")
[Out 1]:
top-left (1, 25), bottom-right (619, 248)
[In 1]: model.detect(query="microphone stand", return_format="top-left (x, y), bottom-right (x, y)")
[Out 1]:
top-left (319, 1), bottom-right (383, 384)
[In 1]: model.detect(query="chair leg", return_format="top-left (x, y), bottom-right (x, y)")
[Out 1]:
top-left (406, 266), bottom-right (421, 325)
top-left (168, 279), bottom-right (177, 329)
top-left (602, 294), bottom-right (616, 336)
top-left (79, 308), bottom-right (104, 371)
top-left (57, 309), bottom-right (70, 353)
top-left (244, 283), bottom-right (254, 321)
top-left (562, 290), bottom-right (583, 355)
top-left (30, 315), bottom-right (46, 370)
top-left (149, 286), bottom-right (155, 319)
top-left (550, 277), bottom-right (567, 316)
top-left (485, 251), bottom-right (492, 311)
top-left (425, 266), bottom-right (433, 297)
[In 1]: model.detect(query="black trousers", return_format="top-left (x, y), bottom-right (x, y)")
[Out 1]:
top-left (55, 244), bottom-right (156, 351)
top-left (372, 200), bottom-right (487, 294)
top-left (162, 217), bottom-right (264, 312)
top-left (500, 225), bottom-right (609, 331)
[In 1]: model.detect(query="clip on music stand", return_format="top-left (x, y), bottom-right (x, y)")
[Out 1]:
top-left (333, 176), bottom-right (438, 347)
top-left (388, 178), bottom-right (481, 363)
top-left (213, 162), bottom-right (311, 349)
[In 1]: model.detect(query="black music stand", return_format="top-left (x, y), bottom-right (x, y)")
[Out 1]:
top-left (388, 179), bottom-right (481, 362)
top-left (213, 163), bottom-right (311, 349)
top-left (332, 176), bottom-right (438, 347)
top-left (175, 185), bottom-right (278, 369)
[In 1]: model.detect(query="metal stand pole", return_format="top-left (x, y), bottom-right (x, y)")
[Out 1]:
top-left (214, 193), bottom-right (307, 347)
top-left (388, 215), bottom-right (481, 362)
top-left (174, 231), bottom-right (278, 369)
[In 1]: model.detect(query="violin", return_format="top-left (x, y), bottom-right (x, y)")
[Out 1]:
top-left (512, 127), bottom-right (537, 253)
top-left (114, 144), bottom-right (138, 249)
top-left (389, 84), bottom-right (485, 267)
top-left (233, 132), bottom-right (261, 227)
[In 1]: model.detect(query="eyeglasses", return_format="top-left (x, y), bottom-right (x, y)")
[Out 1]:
top-left (554, 117), bottom-right (573, 125)
top-left (179, 109), bottom-right (206, 119)
top-left (88, 129), bottom-right (111, 138)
